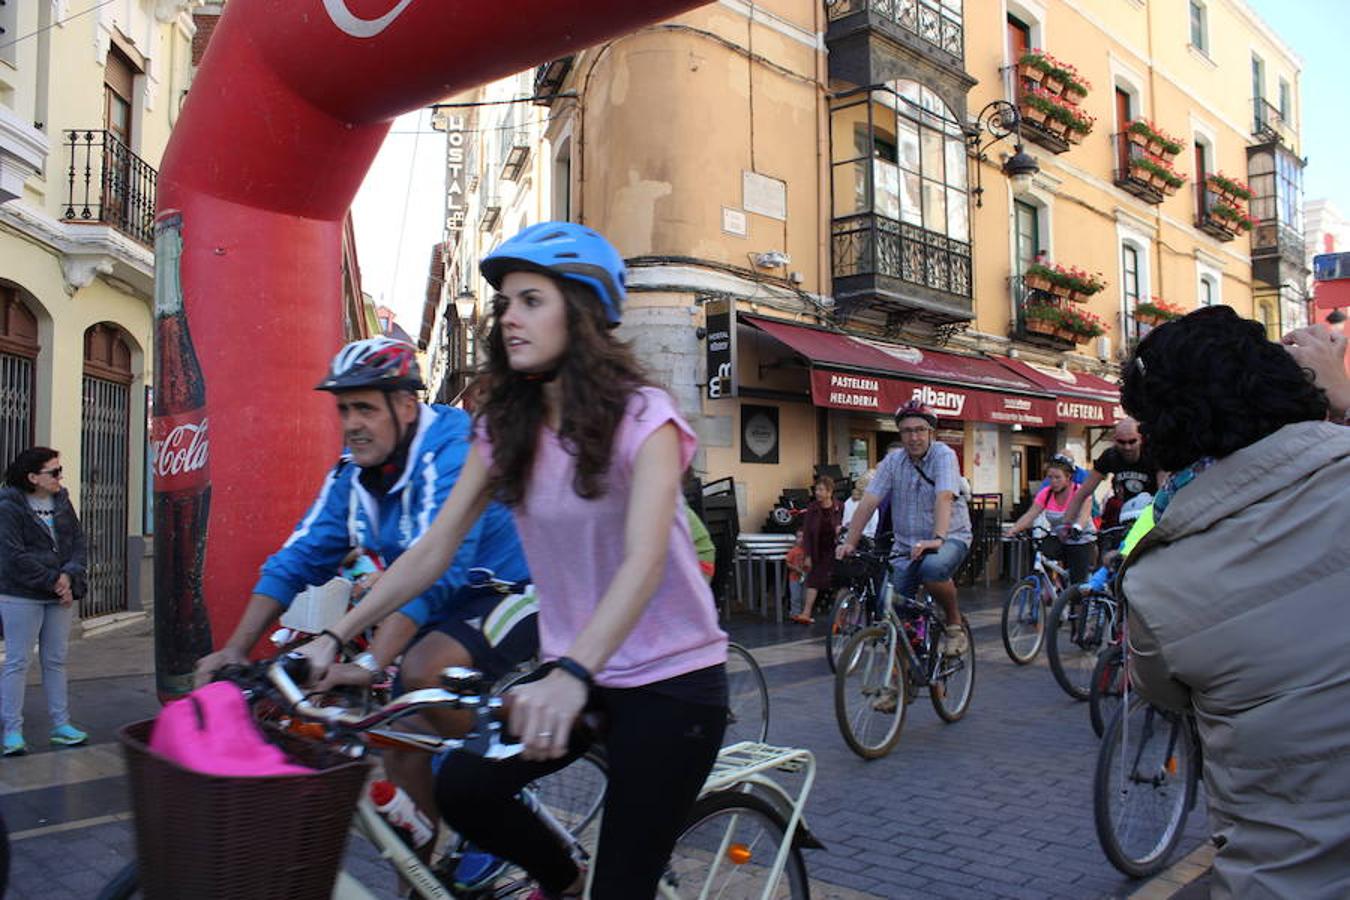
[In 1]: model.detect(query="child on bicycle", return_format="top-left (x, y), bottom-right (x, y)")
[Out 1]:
top-left (298, 222), bottom-right (728, 899)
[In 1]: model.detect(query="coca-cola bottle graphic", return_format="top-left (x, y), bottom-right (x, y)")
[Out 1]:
top-left (152, 211), bottom-right (214, 699)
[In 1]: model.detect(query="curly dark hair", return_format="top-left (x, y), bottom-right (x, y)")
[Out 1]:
top-left (1120, 306), bottom-right (1328, 471)
top-left (4, 447), bottom-right (59, 492)
top-left (470, 276), bottom-right (652, 506)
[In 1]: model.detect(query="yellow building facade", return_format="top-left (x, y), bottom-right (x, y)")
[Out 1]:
top-left (0, 1), bottom-right (200, 619)
top-left (422, 0), bottom-right (1303, 542)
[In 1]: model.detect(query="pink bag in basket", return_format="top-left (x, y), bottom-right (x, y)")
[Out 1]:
top-left (149, 681), bottom-right (313, 777)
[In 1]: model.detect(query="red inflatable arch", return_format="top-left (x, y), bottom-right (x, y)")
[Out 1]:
top-left (152, 0), bottom-right (708, 697)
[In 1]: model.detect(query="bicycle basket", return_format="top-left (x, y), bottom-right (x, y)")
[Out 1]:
top-left (830, 554), bottom-right (874, 587)
top-left (118, 718), bottom-right (370, 900)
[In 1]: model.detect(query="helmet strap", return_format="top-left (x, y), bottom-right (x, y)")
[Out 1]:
top-left (356, 393), bottom-right (418, 496)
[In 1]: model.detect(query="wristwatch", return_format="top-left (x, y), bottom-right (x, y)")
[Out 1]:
top-left (352, 651), bottom-right (382, 676)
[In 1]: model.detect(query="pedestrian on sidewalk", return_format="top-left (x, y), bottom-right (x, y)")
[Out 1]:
top-left (792, 474), bottom-right (842, 625)
top-left (0, 447), bottom-right (89, 756)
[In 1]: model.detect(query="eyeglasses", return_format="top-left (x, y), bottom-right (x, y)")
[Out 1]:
top-left (38, 466), bottom-right (63, 478)
top-left (898, 427), bottom-right (931, 437)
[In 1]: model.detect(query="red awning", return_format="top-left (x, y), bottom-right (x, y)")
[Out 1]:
top-left (744, 316), bottom-right (1058, 427)
top-left (996, 357), bottom-right (1125, 426)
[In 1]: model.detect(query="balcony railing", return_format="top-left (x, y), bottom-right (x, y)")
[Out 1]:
top-left (1251, 97), bottom-right (1294, 148)
top-left (1009, 275), bottom-right (1075, 350)
top-left (1194, 188), bottom-right (1239, 242)
top-left (833, 214), bottom-right (971, 297)
top-left (826, 0), bottom-right (964, 62)
top-left (1251, 219), bottom-right (1304, 263)
top-left (60, 130), bottom-right (157, 247)
top-left (1112, 135), bottom-right (1165, 205)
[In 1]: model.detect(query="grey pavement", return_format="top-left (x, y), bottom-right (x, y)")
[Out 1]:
top-left (0, 588), bottom-right (1211, 898)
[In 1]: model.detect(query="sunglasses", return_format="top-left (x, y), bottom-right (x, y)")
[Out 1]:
top-left (1115, 439), bottom-right (1140, 447)
top-left (38, 466), bottom-right (63, 478)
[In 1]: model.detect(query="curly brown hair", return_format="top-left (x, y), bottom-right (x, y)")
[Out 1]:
top-left (471, 277), bottom-right (652, 506)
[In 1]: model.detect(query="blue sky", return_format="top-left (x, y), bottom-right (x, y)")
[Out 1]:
top-left (1245, 0), bottom-right (1350, 209)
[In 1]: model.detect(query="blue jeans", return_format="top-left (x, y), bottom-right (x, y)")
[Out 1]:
top-left (0, 597), bottom-right (75, 733)
top-left (889, 539), bottom-right (970, 600)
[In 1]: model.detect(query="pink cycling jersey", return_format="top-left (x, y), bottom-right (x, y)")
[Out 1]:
top-left (475, 387), bottom-right (727, 687)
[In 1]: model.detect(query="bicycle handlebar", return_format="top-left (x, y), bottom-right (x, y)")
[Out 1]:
top-left (216, 654), bottom-right (526, 760)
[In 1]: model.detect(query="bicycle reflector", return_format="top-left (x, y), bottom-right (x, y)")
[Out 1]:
top-left (727, 844), bottom-right (753, 865)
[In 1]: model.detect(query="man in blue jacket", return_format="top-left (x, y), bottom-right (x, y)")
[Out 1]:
top-left (195, 337), bottom-right (533, 863)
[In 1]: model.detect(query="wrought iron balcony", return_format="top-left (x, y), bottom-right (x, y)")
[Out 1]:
top-left (826, 0), bottom-right (964, 64)
top-left (534, 57), bottom-right (574, 104)
top-left (500, 132), bottom-right (531, 182)
top-left (1251, 219), bottom-right (1304, 263)
top-left (1194, 188), bottom-right (1239, 243)
top-left (831, 213), bottom-right (972, 324)
top-left (1251, 97), bottom-right (1295, 149)
top-left (1112, 135), bottom-right (1165, 205)
top-left (1009, 275), bottom-right (1075, 350)
top-left (59, 130), bottom-right (157, 247)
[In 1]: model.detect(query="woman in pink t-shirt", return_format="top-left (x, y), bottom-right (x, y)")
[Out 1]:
top-left (301, 223), bottom-right (728, 898)
top-left (1008, 456), bottom-right (1095, 583)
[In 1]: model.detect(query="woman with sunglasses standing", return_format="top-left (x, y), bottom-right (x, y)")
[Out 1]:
top-left (0, 448), bottom-right (89, 756)
top-left (299, 223), bottom-right (728, 898)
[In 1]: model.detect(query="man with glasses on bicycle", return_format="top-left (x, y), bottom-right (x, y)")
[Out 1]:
top-left (194, 338), bottom-right (535, 882)
top-left (1061, 417), bottom-right (1159, 549)
top-left (837, 400), bottom-right (972, 658)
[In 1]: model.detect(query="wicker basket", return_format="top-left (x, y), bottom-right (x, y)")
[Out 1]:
top-left (118, 718), bottom-right (370, 900)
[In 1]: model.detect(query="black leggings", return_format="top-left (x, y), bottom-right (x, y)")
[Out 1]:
top-left (436, 685), bottom-right (727, 897)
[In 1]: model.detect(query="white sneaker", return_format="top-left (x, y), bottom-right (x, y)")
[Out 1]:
top-left (941, 625), bottom-right (968, 658)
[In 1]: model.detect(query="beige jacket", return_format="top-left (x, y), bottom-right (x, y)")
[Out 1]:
top-left (1121, 421), bottom-right (1350, 900)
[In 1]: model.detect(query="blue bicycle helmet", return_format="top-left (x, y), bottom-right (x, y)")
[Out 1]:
top-left (479, 222), bottom-right (627, 326)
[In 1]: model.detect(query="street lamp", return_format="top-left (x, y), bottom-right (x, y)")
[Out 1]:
top-left (968, 100), bottom-right (1041, 208)
top-left (453, 289), bottom-right (477, 322)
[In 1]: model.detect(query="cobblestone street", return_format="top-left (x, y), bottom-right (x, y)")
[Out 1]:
top-left (1, 593), bottom-right (1209, 898)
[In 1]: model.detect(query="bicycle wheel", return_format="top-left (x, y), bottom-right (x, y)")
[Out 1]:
top-left (930, 617), bottom-right (976, 723)
top-left (825, 587), bottom-right (868, 673)
top-left (1089, 645), bottom-right (1126, 738)
top-left (1047, 586), bottom-right (1101, 701)
top-left (833, 625), bottom-right (906, 760)
top-left (664, 790), bottom-right (809, 899)
top-left (528, 748), bottom-right (609, 838)
top-left (1000, 576), bottom-right (1045, 665)
top-left (725, 643), bottom-right (770, 745)
top-left (1094, 697), bottom-right (1196, 878)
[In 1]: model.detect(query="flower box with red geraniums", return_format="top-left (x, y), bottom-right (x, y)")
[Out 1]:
top-left (1018, 50), bottom-right (1091, 103)
top-left (1206, 172), bottom-right (1253, 202)
top-left (1020, 87), bottom-right (1095, 139)
top-left (1125, 120), bottom-right (1185, 158)
top-left (1060, 307), bottom-right (1108, 341)
top-left (1133, 297), bottom-right (1186, 326)
top-left (1025, 262), bottom-right (1107, 301)
top-left (1023, 302), bottom-right (1064, 336)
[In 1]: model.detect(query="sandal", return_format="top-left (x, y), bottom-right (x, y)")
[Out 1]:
top-left (789, 614), bottom-right (815, 625)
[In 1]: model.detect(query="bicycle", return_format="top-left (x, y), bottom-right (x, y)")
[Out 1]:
top-left (1045, 527), bottom-right (1128, 701)
top-left (999, 528), bottom-right (1069, 665)
top-left (833, 557), bottom-right (976, 760)
top-left (102, 656), bottom-right (814, 898)
top-left (824, 537), bottom-right (890, 673)
top-left (1093, 694), bottom-right (1202, 878)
